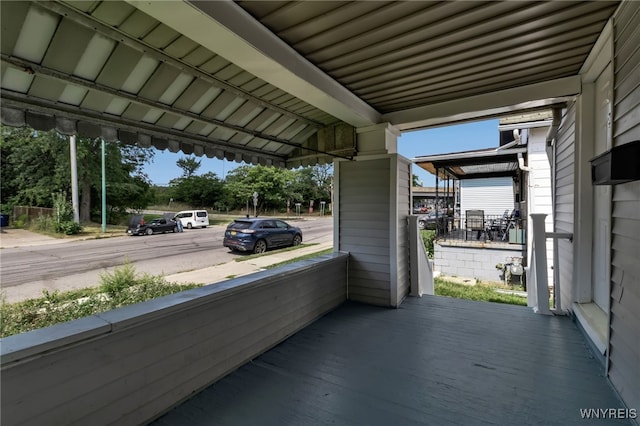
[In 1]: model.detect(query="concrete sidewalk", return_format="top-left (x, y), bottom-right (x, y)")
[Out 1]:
top-left (0, 228), bottom-right (87, 248)
top-left (165, 242), bottom-right (334, 286)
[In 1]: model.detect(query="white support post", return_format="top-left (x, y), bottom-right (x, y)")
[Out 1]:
top-left (530, 213), bottom-right (552, 315)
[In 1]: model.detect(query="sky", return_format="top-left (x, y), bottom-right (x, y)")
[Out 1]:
top-left (143, 119), bottom-right (501, 187)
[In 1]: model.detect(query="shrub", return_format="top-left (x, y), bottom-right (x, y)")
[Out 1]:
top-left (33, 214), bottom-right (53, 232)
top-left (0, 264), bottom-right (201, 337)
top-left (421, 229), bottom-right (436, 259)
top-left (100, 261), bottom-right (137, 298)
top-left (56, 221), bottom-right (83, 235)
top-left (51, 192), bottom-right (82, 235)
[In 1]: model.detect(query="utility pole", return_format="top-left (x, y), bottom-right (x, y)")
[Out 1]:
top-left (69, 135), bottom-right (79, 223)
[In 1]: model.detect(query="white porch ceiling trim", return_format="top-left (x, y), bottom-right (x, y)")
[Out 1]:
top-left (126, 0), bottom-right (381, 128)
top-left (383, 76), bottom-right (581, 131)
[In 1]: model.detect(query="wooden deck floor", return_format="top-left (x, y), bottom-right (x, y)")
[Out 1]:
top-left (150, 296), bottom-right (629, 425)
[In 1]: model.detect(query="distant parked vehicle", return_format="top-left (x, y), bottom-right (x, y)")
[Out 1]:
top-left (173, 210), bottom-right (209, 229)
top-left (223, 218), bottom-right (302, 254)
top-left (417, 212), bottom-right (447, 230)
top-left (127, 216), bottom-right (178, 236)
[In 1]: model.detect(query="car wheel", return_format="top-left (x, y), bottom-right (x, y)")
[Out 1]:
top-left (418, 220), bottom-right (426, 230)
top-left (292, 234), bottom-right (302, 246)
top-left (253, 239), bottom-right (267, 254)
top-left (173, 226), bottom-right (178, 233)
top-left (146, 228), bottom-right (153, 235)
top-left (187, 223), bottom-right (193, 229)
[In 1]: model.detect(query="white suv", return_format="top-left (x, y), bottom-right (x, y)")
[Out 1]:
top-left (174, 210), bottom-right (209, 229)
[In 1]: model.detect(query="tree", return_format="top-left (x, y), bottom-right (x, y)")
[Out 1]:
top-left (1, 127), bottom-right (70, 208)
top-left (223, 165), bottom-right (295, 212)
top-left (1, 126), bottom-right (156, 223)
top-left (170, 172), bottom-right (223, 208)
top-left (176, 156), bottom-right (201, 177)
top-left (221, 164), bottom-right (333, 213)
top-left (69, 137), bottom-right (155, 222)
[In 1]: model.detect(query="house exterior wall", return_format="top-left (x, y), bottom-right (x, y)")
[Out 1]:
top-left (395, 155), bottom-right (412, 305)
top-left (460, 177), bottom-right (515, 217)
top-left (337, 157), bottom-right (391, 306)
top-left (554, 103), bottom-right (577, 312)
top-left (434, 242), bottom-right (524, 283)
top-left (336, 153), bottom-right (411, 308)
top-left (609, 0), bottom-right (640, 412)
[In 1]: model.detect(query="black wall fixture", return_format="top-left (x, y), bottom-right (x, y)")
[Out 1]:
top-left (590, 140), bottom-right (640, 185)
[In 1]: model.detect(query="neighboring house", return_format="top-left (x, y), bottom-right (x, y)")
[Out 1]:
top-left (414, 114), bottom-right (554, 284)
top-left (459, 176), bottom-right (514, 218)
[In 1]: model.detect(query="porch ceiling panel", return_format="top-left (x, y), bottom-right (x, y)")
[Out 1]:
top-left (236, 1), bottom-right (619, 116)
top-left (1, 0), bottom-right (622, 165)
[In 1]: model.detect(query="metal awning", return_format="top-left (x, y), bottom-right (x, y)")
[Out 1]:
top-left (414, 147), bottom-right (527, 180)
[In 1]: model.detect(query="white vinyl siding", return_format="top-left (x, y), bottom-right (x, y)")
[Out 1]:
top-left (337, 155), bottom-right (411, 307)
top-left (609, 1), bottom-right (640, 411)
top-left (460, 177), bottom-right (515, 217)
top-left (395, 156), bottom-right (412, 305)
top-left (554, 102), bottom-right (576, 312)
top-left (339, 158), bottom-right (391, 306)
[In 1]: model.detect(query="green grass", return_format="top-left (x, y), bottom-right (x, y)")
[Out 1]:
top-left (0, 262), bottom-right (201, 338)
top-left (435, 278), bottom-right (527, 306)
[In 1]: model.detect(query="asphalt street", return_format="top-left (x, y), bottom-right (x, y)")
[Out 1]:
top-left (0, 217), bottom-right (333, 304)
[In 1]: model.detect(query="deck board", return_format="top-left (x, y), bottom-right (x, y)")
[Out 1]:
top-left (150, 296), bottom-right (629, 425)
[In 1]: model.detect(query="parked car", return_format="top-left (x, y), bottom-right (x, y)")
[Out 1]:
top-left (173, 210), bottom-right (209, 229)
top-left (223, 218), bottom-right (302, 254)
top-left (127, 216), bottom-right (178, 236)
top-left (417, 212), bottom-right (445, 230)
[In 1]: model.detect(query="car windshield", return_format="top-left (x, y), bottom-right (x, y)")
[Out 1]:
top-left (229, 220), bottom-right (253, 230)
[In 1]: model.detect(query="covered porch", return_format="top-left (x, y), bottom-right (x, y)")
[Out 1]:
top-left (152, 296), bottom-right (626, 425)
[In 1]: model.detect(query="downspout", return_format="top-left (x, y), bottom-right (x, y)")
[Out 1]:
top-left (517, 153), bottom-right (530, 172)
top-left (546, 108), bottom-right (563, 146)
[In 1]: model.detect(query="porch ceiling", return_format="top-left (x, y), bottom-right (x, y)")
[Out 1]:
top-left (0, 1), bottom-right (620, 166)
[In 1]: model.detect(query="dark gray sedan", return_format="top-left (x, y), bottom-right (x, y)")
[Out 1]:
top-left (127, 216), bottom-right (178, 236)
top-left (223, 218), bottom-right (302, 254)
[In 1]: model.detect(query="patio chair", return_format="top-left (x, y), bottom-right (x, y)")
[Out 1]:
top-left (465, 210), bottom-right (485, 240)
top-left (501, 209), bottom-right (519, 241)
top-left (488, 209), bottom-right (510, 240)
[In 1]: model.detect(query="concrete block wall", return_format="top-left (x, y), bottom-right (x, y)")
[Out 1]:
top-left (434, 242), bottom-right (524, 282)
